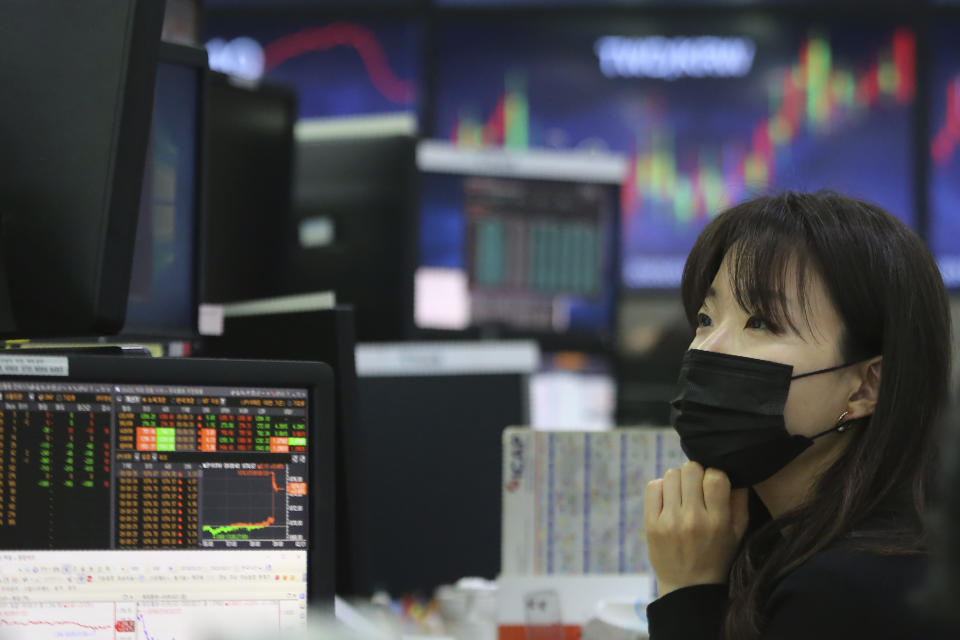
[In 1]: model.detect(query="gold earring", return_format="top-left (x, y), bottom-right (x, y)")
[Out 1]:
top-left (836, 411), bottom-right (849, 432)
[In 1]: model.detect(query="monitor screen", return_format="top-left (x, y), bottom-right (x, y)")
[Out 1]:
top-left (529, 352), bottom-right (615, 430)
top-left (286, 132), bottom-right (416, 343)
top-left (203, 16), bottom-right (420, 119)
top-left (0, 356), bottom-right (332, 637)
top-left (430, 17), bottom-right (917, 289)
top-left (416, 143), bottom-right (622, 341)
top-left (125, 47), bottom-right (204, 333)
top-left (929, 22), bottom-right (960, 288)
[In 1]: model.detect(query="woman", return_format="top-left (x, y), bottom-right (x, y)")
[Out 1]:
top-left (644, 191), bottom-right (956, 639)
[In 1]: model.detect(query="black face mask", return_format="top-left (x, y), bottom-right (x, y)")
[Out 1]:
top-left (670, 349), bottom-right (857, 489)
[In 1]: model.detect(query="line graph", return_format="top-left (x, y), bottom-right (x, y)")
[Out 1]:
top-left (0, 618), bottom-right (112, 631)
top-left (138, 613), bottom-right (162, 640)
top-left (263, 21), bottom-right (416, 104)
top-left (136, 602), bottom-right (286, 640)
top-left (448, 29), bottom-right (914, 228)
top-left (0, 603), bottom-right (116, 639)
top-left (201, 468), bottom-right (288, 541)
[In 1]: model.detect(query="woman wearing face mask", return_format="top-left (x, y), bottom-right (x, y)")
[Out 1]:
top-left (645, 191), bottom-right (957, 639)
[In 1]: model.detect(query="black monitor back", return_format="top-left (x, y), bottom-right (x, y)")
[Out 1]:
top-left (354, 371), bottom-right (527, 596)
top-left (0, 0), bottom-right (164, 337)
top-left (282, 133), bottom-right (417, 342)
top-left (202, 73), bottom-right (296, 304)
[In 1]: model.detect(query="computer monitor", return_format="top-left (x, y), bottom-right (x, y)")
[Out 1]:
top-left (202, 72), bottom-right (297, 304)
top-left (124, 43), bottom-right (207, 336)
top-left (415, 142), bottom-right (623, 349)
top-left (197, 304), bottom-right (365, 596)
top-left (530, 352), bottom-right (616, 431)
top-left (0, 0), bottom-right (164, 337)
top-left (353, 341), bottom-right (536, 596)
top-left (283, 125), bottom-right (417, 342)
top-left (430, 16), bottom-right (917, 290)
top-left (0, 354), bottom-right (334, 635)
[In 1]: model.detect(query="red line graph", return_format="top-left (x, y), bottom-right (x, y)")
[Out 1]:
top-left (263, 22), bottom-right (416, 104)
top-left (932, 76), bottom-right (960, 166)
top-left (238, 469), bottom-right (286, 493)
top-left (0, 618), bottom-right (112, 631)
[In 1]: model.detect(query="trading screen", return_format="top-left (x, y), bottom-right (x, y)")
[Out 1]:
top-left (416, 142), bottom-right (622, 337)
top-left (0, 379), bottom-right (310, 638)
top-left (432, 18), bottom-right (917, 288)
top-left (418, 172), bottom-right (618, 335)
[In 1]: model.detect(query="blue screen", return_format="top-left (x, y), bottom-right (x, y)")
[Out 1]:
top-left (417, 171), bottom-right (619, 337)
top-left (204, 16), bottom-right (421, 119)
top-left (929, 22), bottom-right (960, 288)
top-left (125, 62), bottom-right (198, 332)
top-left (431, 17), bottom-right (917, 289)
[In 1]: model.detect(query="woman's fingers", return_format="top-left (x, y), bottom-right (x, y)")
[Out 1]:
top-left (661, 467), bottom-right (682, 515)
top-left (702, 468), bottom-right (731, 519)
top-left (680, 461), bottom-right (706, 509)
top-left (645, 465), bottom-right (749, 593)
top-left (644, 479), bottom-right (664, 529)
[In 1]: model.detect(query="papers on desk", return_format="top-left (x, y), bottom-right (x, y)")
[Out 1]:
top-left (501, 427), bottom-right (685, 576)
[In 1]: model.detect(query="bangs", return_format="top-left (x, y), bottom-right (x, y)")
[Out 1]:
top-left (681, 195), bottom-right (819, 337)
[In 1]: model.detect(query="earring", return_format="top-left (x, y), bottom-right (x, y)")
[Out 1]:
top-left (836, 411), bottom-right (849, 432)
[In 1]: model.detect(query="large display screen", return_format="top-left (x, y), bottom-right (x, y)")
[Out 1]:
top-left (416, 143), bottom-right (622, 339)
top-left (431, 17), bottom-right (917, 288)
top-left (929, 22), bottom-right (960, 287)
top-left (204, 16), bottom-right (421, 118)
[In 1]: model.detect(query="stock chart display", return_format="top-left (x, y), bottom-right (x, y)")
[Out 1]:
top-left (204, 15), bottom-right (420, 118)
top-left (929, 22), bottom-right (960, 288)
top-left (0, 381), bottom-right (309, 551)
top-left (431, 18), bottom-right (916, 288)
top-left (417, 170), bottom-right (619, 336)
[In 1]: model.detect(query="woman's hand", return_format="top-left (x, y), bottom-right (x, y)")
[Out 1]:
top-left (644, 461), bottom-right (750, 596)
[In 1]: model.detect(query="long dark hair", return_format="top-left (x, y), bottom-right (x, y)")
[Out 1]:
top-left (680, 191), bottom-right (953, 640)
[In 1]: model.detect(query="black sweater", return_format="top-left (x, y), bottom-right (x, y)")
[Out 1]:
top-left (646, 510), bottom-right (960, 640)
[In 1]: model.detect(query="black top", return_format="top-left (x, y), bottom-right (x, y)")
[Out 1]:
top-left (647, 503), bottom-right (959, 639)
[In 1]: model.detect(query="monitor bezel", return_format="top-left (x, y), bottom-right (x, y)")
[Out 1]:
top-left (412, 164), bottom-right (623, 353)
top-left (0, 354), bottom-right (335, 612)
